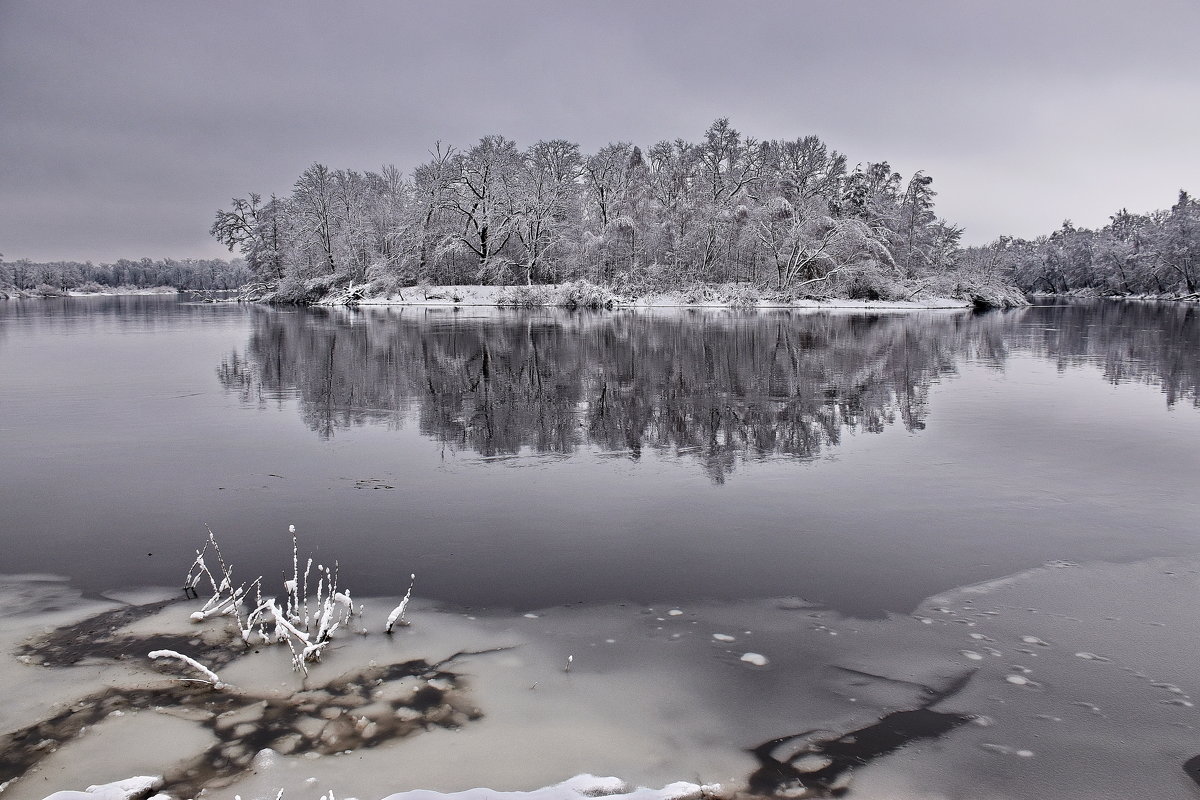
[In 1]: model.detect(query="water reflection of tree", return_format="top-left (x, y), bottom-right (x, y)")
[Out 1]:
top-left (1013, 301), bottom-right (1200, 408)
top-left (218, 309), bottom-right (962, 480)
top-left (217, 302), bottom-right (1198, 480)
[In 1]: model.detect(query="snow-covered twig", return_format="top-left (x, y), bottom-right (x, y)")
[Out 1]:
top-left (148, 650), bottom-right (224, 688)
top-left (385, 574), bottom-right (416, 634)
top-left (286, 524), bottom-right (299, 622)
top-left (301, 557), bottom-right (313, 629)
top-left (185, 527), bottom-right (263, 630)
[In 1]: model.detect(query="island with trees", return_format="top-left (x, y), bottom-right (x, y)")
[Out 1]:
top-left (207, 119), bottom-right (1029, 309)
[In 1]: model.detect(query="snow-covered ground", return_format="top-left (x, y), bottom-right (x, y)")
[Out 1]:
top-left (65, 288), bottom-right (177, 297)
top-left (345, 285), bottom-right (974, 311)
top-left (4, 556), bottom-right (1200, 800)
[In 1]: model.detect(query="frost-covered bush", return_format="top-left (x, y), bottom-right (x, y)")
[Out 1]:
top-left (363, 275), bottom-right (400, 298)
top-left (496, 281), bottom-right (619, 309)
top-left (959, 281), bottom-right (1029, 309)
top-left (365, 264), bottom-right (418, 297)
top-left (558, 280), bottom-right (619, 309)
top-left (605, 261), bottom-right (678, 297)
top-left (836, 267), bottom-right (907, 302)
top-left (237, 281), bottom-right (272, 301)
top-left (496, 284), bottom-right (550, 307)
top-left (679, 282), bottom-right (718, 304)
top-left (680, 281), bottom-right (763, 305)
top-left (723, 284), bottom-right (761, 307)
top-left (272, 274), bottom-right (339, 304)
top-left (919, 271), bottom-right (1030, 308)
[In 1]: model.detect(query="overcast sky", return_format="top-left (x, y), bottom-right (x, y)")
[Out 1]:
top-left (2, 0), bottom-right (1198, 263)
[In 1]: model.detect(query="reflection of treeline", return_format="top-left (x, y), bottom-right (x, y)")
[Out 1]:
top-left (218, 310), bottom-right (988, 480)
top-left (1012, 301), bottom-right (1200, 408)
top-left (219, 303), bottom-right (1199, 479)
top-left (0, 294), bottom-right (251, 331)
top-left (0, 257), bottom-right (251, 294)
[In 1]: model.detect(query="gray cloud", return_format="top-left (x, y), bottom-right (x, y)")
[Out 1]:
top-left (2, 0), bottom-right (1198, 261)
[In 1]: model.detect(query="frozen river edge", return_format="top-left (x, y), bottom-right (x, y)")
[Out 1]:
top-left (3, 553), bottom-right (1200, 800)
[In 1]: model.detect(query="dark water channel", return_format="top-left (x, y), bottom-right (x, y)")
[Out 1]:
top-left (0, 297), bottom-right (1197, 618)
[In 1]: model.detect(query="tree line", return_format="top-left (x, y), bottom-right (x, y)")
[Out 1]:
top-left (7, 117), bottom-right (1193, 302)
top-left (961, 191), bottom-right (1200, 297)
top-left (0, 256), bottom-right (253, 295)
top-left (211, 119), bottom-right (994, 302)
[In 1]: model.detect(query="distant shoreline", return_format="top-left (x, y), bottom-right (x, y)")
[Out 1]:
top-left (0, 286), bottom-right (176, 299)
top-left (1028, 290), bottom-right (1199, 303)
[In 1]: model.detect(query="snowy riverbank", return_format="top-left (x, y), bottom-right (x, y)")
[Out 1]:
top-left (316, 283), bottom-right (1018, 311)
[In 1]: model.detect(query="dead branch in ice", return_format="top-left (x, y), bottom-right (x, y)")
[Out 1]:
top-left (385, 573), bottom-right (416, 633)
top-left (180, 524), bottom-right (410, 673)
top-left (148, 650), bottom-right (224, 689)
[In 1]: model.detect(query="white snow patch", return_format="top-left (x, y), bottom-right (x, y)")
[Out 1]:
top-left (42, 776), bottom-right (163, 800)
top-left (739, 653), bottom-right (769, 667)
top-left (377, 774), bottom-right (717, 800)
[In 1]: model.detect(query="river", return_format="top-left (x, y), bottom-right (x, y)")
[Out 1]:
top-left (1, 296), bottom-right (1198, 799)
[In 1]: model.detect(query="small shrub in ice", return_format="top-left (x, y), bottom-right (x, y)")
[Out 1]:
top-left (181, 524), bottom-right (381, 674)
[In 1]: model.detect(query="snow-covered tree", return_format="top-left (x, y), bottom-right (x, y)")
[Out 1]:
top-left (450, 135), bottom-right (522, 281)
top-left (512, 139), bottom-right (583, 284)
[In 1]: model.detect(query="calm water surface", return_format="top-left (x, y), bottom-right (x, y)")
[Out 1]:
top-left (1, 297), bottom-right (1197, 617)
